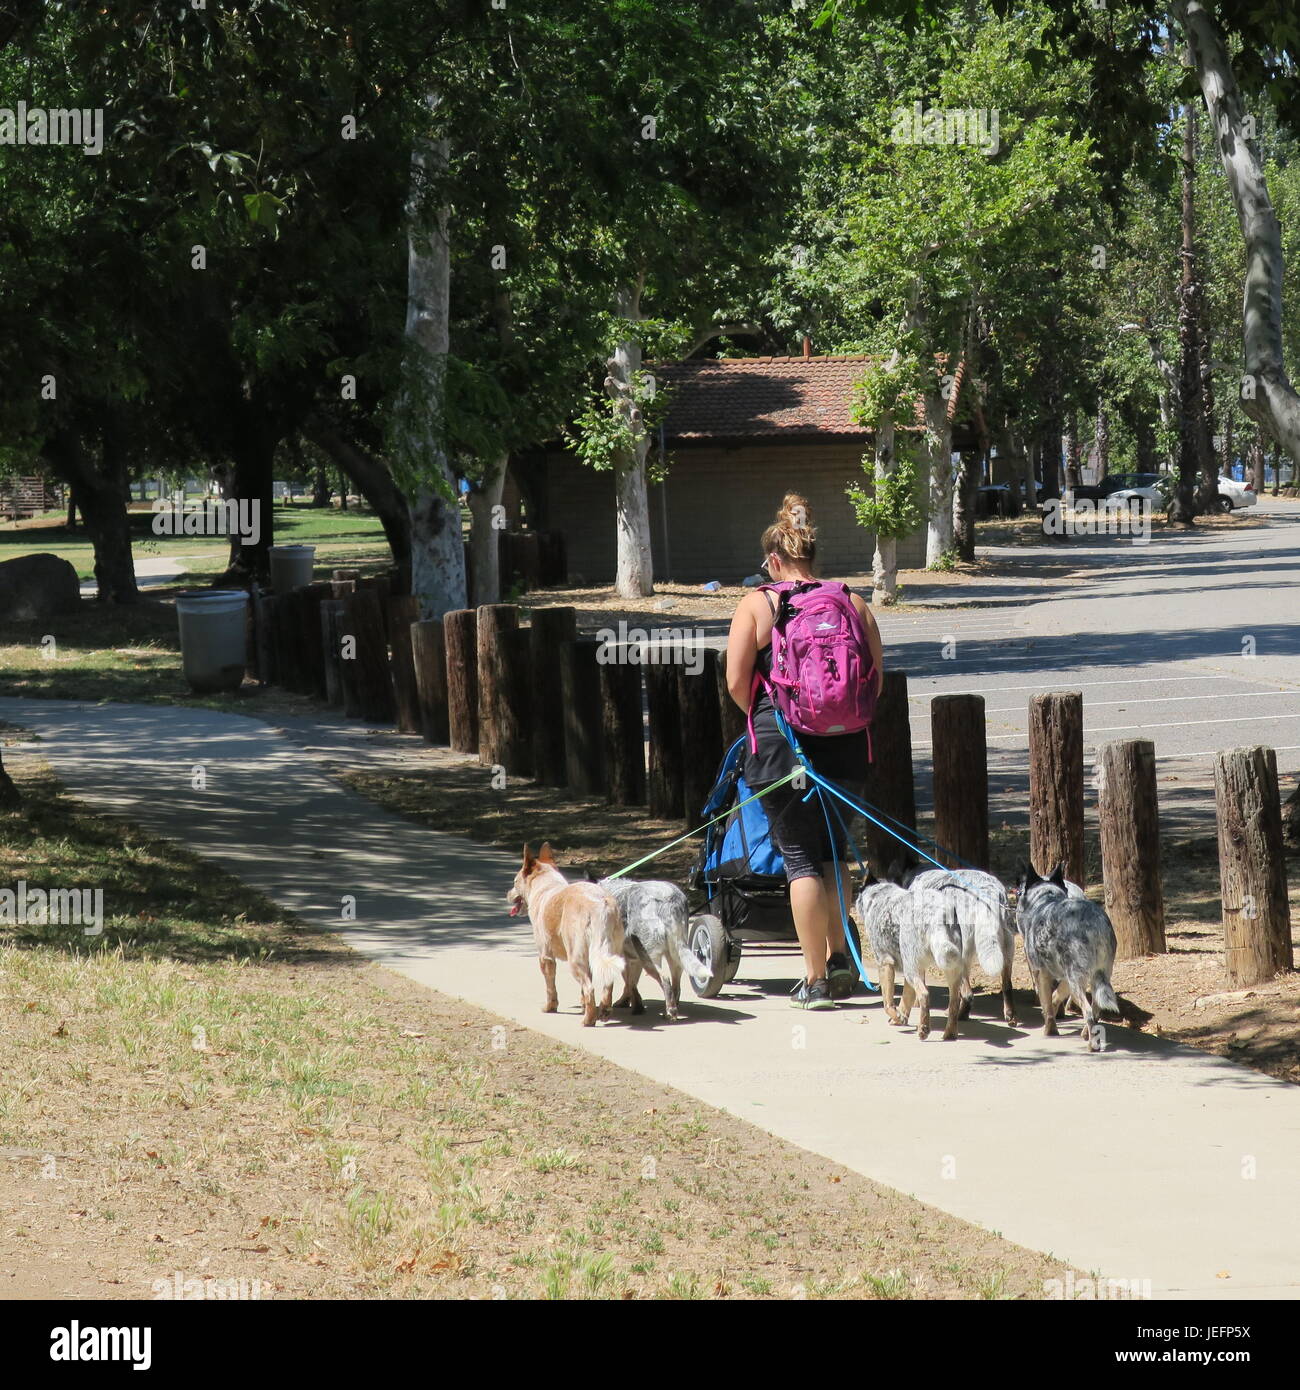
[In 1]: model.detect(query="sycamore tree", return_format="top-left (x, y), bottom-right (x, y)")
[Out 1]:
top-left (553, 1), bottom-right (803, 598)
top-left (799, 4), bottom-right (1103, 567)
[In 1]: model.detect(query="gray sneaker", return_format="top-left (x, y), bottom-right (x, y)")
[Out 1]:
top-left (789, 978), bottom-right (835, 1011)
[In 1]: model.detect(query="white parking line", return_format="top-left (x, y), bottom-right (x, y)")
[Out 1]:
top-left (979, 689), bottom-right (1295, 714)
top-left (909, 673), bottom-right (1241, 696)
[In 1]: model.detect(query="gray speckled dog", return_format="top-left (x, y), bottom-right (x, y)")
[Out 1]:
top-left (856, 872), bottom-right (965, 1039)
top-left (597, 878), bottom-right (711, 1021)
top-left (1015, 864), bottom-right (1121, 1052)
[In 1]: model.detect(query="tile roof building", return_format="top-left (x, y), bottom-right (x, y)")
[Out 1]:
top-left (514, 354), bottom-right (978, 585)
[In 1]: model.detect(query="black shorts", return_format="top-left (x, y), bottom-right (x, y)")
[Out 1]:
top-left (745, 702), bottom-right (869, 884)
top-left (760, 776), bottom-right (867, 883)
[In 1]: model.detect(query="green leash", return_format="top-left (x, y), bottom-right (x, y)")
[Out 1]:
top-left (604, 767), bottom-right (801, 880)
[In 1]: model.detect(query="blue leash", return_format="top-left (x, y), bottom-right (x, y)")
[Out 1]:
top-left (770, 709), bottom-right (1004, 998)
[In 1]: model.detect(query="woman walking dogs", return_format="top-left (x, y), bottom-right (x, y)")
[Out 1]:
top-left (725, 494), bottom-right (884, 1010)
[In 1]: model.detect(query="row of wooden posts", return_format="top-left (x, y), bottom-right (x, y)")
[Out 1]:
top-left (249, 582), bottom-right (1292, 993)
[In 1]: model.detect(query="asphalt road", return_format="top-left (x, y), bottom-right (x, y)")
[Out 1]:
top-left (876, 498), bottom-right (1300, 833)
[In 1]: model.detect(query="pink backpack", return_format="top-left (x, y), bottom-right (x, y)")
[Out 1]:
top-left (750, 580), bottom-right (877, 752)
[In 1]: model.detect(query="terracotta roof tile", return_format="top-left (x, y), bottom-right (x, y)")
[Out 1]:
top-left (654, 355), bottom-right (937, 440)
top-left (655, 356), bottom-right (869, 440)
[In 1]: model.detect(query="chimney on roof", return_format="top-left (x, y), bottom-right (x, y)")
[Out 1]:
top-left (802, 335), bottom-right (812, 359)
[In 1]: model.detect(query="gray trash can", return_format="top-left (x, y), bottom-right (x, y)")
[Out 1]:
top-left (175, 589), bottom-right (249, 694)
top-left (268, 544), bottom-right (316, 594)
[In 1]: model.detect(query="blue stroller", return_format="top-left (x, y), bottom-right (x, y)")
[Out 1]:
top-left (687, 736), bottom-right (803, 996)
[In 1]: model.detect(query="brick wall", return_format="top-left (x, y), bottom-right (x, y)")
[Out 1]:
top-left (540, 440), bottom-right (927, 585)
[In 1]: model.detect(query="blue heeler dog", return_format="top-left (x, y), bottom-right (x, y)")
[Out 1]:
top-left (1015, 864), bottom-right (1121, 1052)
top-left (908, 867), bottom-right (1018, 1026)
top-left (593, 877), bottom-right (711, 1021)
top-left (856, 871), bottom-right (965, 1039)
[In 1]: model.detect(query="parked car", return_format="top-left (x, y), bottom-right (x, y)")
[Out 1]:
top-left (1067, 472), bottom-right (1162, 504)
top-left (976, 482), bottom-right (1021, 518)
top-left (1104, 474), bottom-right (1255, 513)
top-left (1216, 475), bottom-right (1257, 510)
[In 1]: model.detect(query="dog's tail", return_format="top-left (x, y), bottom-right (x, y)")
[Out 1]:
top-left (1092, 970), bottom-right (1120, 1018)
top-left (592, 947), bottom-right (626, 1001)
top-left (676, 939), bottom-right (713, 992)
top-left (967, 892), bottom-right (1011, 975)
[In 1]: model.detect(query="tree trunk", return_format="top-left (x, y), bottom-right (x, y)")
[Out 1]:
top-left (952, 450), bottom-right (978, 562)
top-left (398, 108), bottom-right (467, 619)
top-left (1175, 0), bottom-right (1300, 467)
top-left (0, 746), bottom-right (21, 810)
top-left (1248, 426), bottom-right (1267, 493)
top-left (924, 388), bottom-right (955, 566)
top-left (1036, 418), bottom-right (1062, 502)
top-left (42, 428), bottom-right (138, 604)
top-left (1063, 414), bottom-right (1081, 491)
top-left (871, 415), bottom-right (899, 605)
top-left (1024, 440), bottom-right (1038, 510)
top-left (1172, 102), bottom-right (1209, 525)
top-left (1095, 401), bottom-right (1111, 480)
top-left (312, 465), bottom-right (330, 508)
top-left (228, 417), bottom-right (277, 581)
top-left (608, 278), bottom-right (654, 598)
top-left (466, 456), bottom-right (508, 605)
top-left (304, 422), bottom-right (413, 595)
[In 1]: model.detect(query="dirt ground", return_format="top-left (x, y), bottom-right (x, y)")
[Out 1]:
top-left (0, 759), bottom-right (1070, 1302)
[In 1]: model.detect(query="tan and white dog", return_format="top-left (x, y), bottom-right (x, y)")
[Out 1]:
top-left (508, 844), bottom-right (626, 1027)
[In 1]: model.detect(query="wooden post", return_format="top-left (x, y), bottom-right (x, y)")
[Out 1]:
top-left (559, 639), bottom-right (604, 796)
top-left (331, 576), bottom-right (356, 600)
top-left (500, 627), bottom-right (534, 777)
top-left (1097, 739), bottom-right (1166, 957)
top-left (274, 590), bottom-right (306, 693)
top-left (301, 582), bottom-right (331, 700)
top-left (444, 609), bottom-right (479, 754)
top-left (530, 607), bottom-right (576, 785)
top-left (645, 661), bottom-right (684, 818)
top-left (1028, 691), bottom-right (1085, 885)
top-left (335, 598), bottom-right (362, 718)
top-left (716, 648), bottom-right (747, 749)
top-left (680, 648), bottom-right (724, 826)
top-left (863, 670), bottom-right (917, 871)
top-left (1214, 746), bottom-right (1293, 987)
top-left (342, 587), bottom-right (397, 723)
top-left (320, 599), bottom-right (345, 706)
top-left (410, 619), bottom-right (450, 744)
top-left (386, 595), bottom-right (422, 734)
top-left (477, 604), bottom-right (519, 767)
top-left (930, 694), bottom-right (988, 869)
top-left (599, 655), bottom-right (645, 806)
top-left (253, 590), bottom-right (278, 687)
top-left (514, 532), bottom-right (541, 591)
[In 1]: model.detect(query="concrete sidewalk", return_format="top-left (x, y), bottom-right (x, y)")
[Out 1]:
top-left (3, 696), bottom-right (1298, 1300)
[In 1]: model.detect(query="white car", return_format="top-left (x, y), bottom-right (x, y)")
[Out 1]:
top-left (1103, 475), bottom-right (1256, 513)
top-left (1216, 475), bottom-right (1257, 510)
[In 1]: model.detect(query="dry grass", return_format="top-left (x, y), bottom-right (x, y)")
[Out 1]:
top-left (0, 757), bottom-right (1072, 1301)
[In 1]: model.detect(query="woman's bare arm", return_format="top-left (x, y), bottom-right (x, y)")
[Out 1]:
top-left (851, 593), bottom-right (885, 696)
top-left (725, 592), bottom-right (767, 710)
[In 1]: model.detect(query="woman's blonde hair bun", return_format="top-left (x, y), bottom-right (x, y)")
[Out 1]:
top-left (762, 491), bottom-right (816, 563)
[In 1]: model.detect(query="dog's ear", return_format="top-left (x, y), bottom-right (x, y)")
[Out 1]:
top-left (886, 858), bottom-right (904, 884)
top-left (1049, 862), bottom-right (1067, 888)
top-left (1020, 862), bottom-right (1039, 886)
top-left (864, 867), bottom-right (879, 886)
top-left (538, 842), bottom-right (556, 864)
top-left (584, 866), bottom-right (600, 882)
top-left (522, 843), bottom-right (534, 871)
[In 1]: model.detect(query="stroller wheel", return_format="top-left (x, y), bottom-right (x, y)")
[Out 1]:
top-left (688, 914), bottom-right (731, 998)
